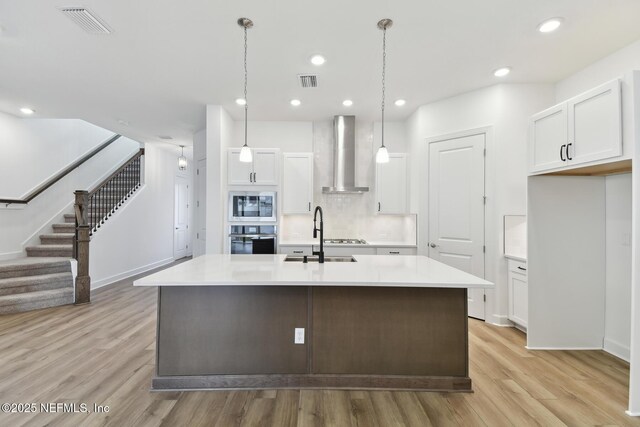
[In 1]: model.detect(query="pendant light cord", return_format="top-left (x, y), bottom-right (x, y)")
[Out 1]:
top-left (243, 24), bottom-right (248, 148)
top-left (381, 25), bottom-right (386, 148)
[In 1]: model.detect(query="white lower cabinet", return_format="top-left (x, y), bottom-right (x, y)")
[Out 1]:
top-left (507, 259), bottom-right (528, 328)
top-left (280, 246), bottom-right (312, 256)
top-left (325, 247), bottom-right (376, 256)
top-left (376, 247), bottom-right (417, 255)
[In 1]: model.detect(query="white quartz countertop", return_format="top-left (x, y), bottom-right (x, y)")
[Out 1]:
top-left (134, 254), bottom-right (493, 289)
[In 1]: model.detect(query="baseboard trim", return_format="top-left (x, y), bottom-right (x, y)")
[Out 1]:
top-left (152, 374), bottom-right (473, 392)
top-left (525, 346), bottom-right (602, 351)
top-left (0, 251), bottom-right (25, 261)
top-left (603, 338), bottom-right (630, 362)
top-left (488, 314), bottom-right (514, 327)
top-left (91, 257), bottom-right (174, 290)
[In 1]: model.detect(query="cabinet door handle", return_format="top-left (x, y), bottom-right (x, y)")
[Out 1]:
top-left (308, 202), bottom-right (311, 212)
top-left (378, 202), bottom-right (381, 212)
top-left (249, 172), bottom-right (253, 182)
top-left (517, 266), bottom-right (527, 271)
top-left (389, 251), bottom-right (400, 254)
top-left (566, 143), bottom-right (573, 161)
top-left (560, 144), bottom-right (566, 161)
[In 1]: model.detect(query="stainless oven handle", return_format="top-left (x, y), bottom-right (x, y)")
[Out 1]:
top-left (229, 234), bottom-right (278, 238)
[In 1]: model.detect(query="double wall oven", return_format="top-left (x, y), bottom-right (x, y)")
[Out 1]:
top-left (228, 192), bottom-right (277, 254)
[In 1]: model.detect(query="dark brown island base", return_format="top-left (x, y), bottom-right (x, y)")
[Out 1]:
top-left (134, 254), bottom-right (493, 392)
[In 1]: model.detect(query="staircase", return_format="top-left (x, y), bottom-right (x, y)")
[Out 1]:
top-left (25, 213), bottom-right (75, 258)
top-left (0, 212), bottom-right (77, 314)
top-left (0, 257), bottom-right (74, 315)
top-left (0, 147), bottom-right (144, 315)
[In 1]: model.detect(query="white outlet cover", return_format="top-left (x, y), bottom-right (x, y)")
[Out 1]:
top-left (294, 328), bottom-right (305, 344)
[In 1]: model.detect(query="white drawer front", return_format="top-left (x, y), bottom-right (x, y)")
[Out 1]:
top-left (376, 247), bottom-right (417, 255)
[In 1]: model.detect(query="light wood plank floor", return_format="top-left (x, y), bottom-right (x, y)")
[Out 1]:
top-left (0, 268), bottom-right (638, 426)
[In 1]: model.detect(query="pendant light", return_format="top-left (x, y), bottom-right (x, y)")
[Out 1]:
top-left (238, 17), bottom-right (253, 163)
top-left (376, 18), bottom-right (392, 164)
top-left (177, 145), bottom-right (187, 171)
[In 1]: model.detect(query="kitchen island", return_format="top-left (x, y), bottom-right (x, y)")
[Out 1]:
top-left (134, 254), bottom-right (492, 392)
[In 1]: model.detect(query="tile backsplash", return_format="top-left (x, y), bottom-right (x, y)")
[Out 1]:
top-left (280, 120), bottom-right (417, 244)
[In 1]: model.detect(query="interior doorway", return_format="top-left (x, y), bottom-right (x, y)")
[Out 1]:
top-left (174, 175), bottom-right (190, 259)
top-left (428, 131), bottom-right (486, 319)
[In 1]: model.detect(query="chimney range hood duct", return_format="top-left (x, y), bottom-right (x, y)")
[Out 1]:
top-left (322, 115), bottom-right (369, 194)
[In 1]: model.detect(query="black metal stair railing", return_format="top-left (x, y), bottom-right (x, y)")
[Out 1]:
top-left (73, 148), bottom-right (144, 304)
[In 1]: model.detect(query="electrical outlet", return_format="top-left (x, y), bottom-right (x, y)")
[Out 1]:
top-left (294, 328), bottom-right (305, 344)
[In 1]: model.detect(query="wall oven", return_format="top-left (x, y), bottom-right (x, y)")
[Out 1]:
top-left (229, 225), bottom-right (277, 255)
top-left (229, 191), bottom-right (276, 222)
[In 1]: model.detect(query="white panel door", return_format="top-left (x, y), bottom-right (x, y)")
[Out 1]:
top-left (428, 133), bottom-right (485, 319)
top-left (376, 153), bottom-right (408, 214)
top-left (568, 79), bottom-right (621, 165)
top-left (282, 153), bottom-right (313, 214)
top-left (174, 176), bottom-right (189, 259)
top-left (195, 159), bottom-right (206, 257)
top-left (253, 149), bottom-right (278, 185)
top-left (529, 103), bottom-right (568, 173)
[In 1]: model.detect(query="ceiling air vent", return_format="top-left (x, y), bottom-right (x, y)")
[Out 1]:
top-left (59, 7), bottom-right (112, 34)
top-left (298, 74), bottom-right (318, 88)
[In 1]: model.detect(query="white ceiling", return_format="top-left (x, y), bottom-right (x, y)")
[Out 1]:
top-left (1, 0), bottom-right (640, 147)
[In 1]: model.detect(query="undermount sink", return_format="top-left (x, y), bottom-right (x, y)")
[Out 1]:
top-left (284, 255), bottom-right (357, 263)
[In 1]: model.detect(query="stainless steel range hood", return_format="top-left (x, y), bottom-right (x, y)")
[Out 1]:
top-left (322, 115), bottom-right (369, 193)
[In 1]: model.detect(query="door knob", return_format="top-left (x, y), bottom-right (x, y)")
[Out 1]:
top-left (430, 243), bottom-right (437, 248)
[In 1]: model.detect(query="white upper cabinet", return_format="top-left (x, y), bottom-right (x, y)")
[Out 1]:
top-left (529, 79), bottom-right (621, 174)
top-left (568, 80), bottom-right (622, 165)
top-left (228, 148), bottom-right (279, 185)
top-left (282, 153), bottom-right (313, 214)
top-left (529, 104), bottom-right (568, 173)
top-left (375, 153), bottom-right (408, 214)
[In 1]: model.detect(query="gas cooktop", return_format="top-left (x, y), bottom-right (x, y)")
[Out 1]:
top-left (323, 238), bottom-right (368, 245)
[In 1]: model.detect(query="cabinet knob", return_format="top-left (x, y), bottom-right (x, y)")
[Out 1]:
top-left (429, 243), bottom-right (437, 248)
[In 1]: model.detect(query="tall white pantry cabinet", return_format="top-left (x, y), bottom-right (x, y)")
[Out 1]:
top-left (526, 72), bottom-right (640, 416)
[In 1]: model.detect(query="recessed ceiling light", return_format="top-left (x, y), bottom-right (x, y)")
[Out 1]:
top-left (159, 135), bottom-right (173, 140)
top-left (342, 99), bottom-right (353, 107)
top-left (310, 55), bottom-right (326, 66)
top-left (20, 107), bottom-right (35, 115)
top-left (117, 119), bottom-right (129, 126)
top-left (394, 99), bottom-right (406, 107)
top-left (235, 98), bottom-right (246, 105)
top-left (538, 18), bottom-right (563, 33)
top-left (493, 67), bottom-right (511, 77)
top-left (290, 99), bottom-right (301, 106)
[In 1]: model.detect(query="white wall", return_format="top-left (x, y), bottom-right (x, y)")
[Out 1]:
top-left (231, 121), bottom-right (313, 151)
top-left (605, 173), bottom-right (632, 361)
top-left (405, 83), bottom-right (555, 325)
top-left (89, 144), bottom-right (189, 287)
top-left (204, 105), bottom-right (233, 254)
top-left (0, 126), bottom-right (140, 260)
top-left (0, 114), bottom-right (114, 197)
top-left (556, 39), bottom-right (640, 101)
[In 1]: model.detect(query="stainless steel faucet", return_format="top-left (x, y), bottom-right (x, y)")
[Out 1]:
top-left (312, 206), bottom-right (325, 263)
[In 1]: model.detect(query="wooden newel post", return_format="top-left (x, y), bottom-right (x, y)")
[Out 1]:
top-left (75, 225), bottom-right (91, 304)
top-left (74, 190), bottom-right (91, 305)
